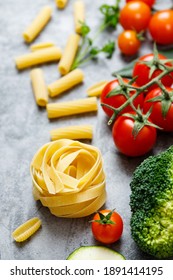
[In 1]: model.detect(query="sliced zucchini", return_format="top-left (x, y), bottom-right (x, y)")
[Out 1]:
top-left (67, 246), bottom-right (125, 260)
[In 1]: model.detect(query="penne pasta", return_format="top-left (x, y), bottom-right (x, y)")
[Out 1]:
top-left (30, 68), bottom-right (48, 107)
top-left (55, 0), bottom-right (68, 9)
top-left (12, 217), bottom-right (42, 242)
top-left (30, 42), bottom-right (55, 52)
top-left (30, 140), bottom-right (106, 218)
top-left (50, 125), bottom-right (93, 141)
top-left (48, 68), bottom-right (84, 97)
top-left (58, 34), bottom-right (80, 75)
top-left (47, 97), bottom-right (98, 119)
top-left (74, 1), bottom-right (85, 34)
top-left (23, 6), bottom-right (52, 43)
top-left (15, 46), bottom-right (62, 70)
top-left (87, 80), bottom-right (109, 97)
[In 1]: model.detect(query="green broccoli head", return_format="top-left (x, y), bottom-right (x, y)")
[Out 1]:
top-left (130, 146), bottom-right (173, 259)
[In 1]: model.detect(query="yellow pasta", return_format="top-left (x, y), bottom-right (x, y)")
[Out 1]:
top-left (30, 140), bottom-right (106, 218)
top-left (47, 97), bottom-right (97, 119)
top-left (48, 68), bottom-right (84, 97)
top-left (15, 46), bottom-right (62, 70)
top-left (30, 42), bottom-right (55, 52)
top-left (12, 217), bottom-right (42, 242)
top-left (58, 34), bottom-right (80, 75)
top-left (87, 80), bottom-right (109, 97)
top-left (50, 125), bottom-right (93, 141)
top-left (56, 0), bottom-right (68, 9)
top-left (23, 6), bottom-right (52, 43)
top-left (30, 68), bottom-right (48, 107)
top-left (74, 0), bottom-right (85, 34)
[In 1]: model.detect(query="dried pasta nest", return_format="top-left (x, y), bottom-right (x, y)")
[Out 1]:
top-left (30, 139), bottom-right (106, 218)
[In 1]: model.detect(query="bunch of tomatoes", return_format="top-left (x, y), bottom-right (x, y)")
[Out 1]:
top-left (117, 0), bottom-right (173, 55)
top-left (101, 51), bottom-right (173, 157)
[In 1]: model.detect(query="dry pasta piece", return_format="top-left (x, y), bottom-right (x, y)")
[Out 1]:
top-left (15, 47), bottom-right (62, 70)
top-left (50, 125), bottom-right (93, 141)
top-left (58, 34), bottom-right (80, 75)
top-left (23, 6), bottom-right (52, 43)
top-left (87, 80), bottom-right (109, 97)
top-left (30, 140), bottom-right (106, 218)
top-left (56, 0), bottom-right (68, 9)
top-left (12, 217), bottom-right (42, 242)
top-left (47, 97), bottom-right (97, 119)
top-left (30, 68), bottom-right (48, 107)
top-left (30, 42), bottom-right (55, 52)
top-left (48, 68), bottom-right (84, 97)
top-left (74, 0), bottom-right (85, 34)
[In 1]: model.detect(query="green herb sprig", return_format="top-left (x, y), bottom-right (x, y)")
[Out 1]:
top-left (99, 0), bottom-right (120, 31)
top-left (71, 0), bottom-right (120, 70)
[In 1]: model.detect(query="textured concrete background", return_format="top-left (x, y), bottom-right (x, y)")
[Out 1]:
top-left (0, 0), bottom-right (173, 260)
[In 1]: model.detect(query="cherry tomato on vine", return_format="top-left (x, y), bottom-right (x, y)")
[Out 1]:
top-left (143, 87), bottom-right (173, 131)
top-left (126, 0), bottom-right (155, 8)
top-left (100, 78), bottom-right (144, 118)
top-left (133, 53), bottom-right (173, 91)
top-left (112, 112), bottom-right (157, 157)
top-left (91, 209), bottom-right (123, 244)
top-left (118, 30), bottom-right (141, 56)
top-left (149, 10), bottom-right (173, 45)
top-left (119, 1), bottom-right (151, 32)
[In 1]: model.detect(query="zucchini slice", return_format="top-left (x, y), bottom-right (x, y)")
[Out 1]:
top-left (67, 246), bottom-right (125, 260)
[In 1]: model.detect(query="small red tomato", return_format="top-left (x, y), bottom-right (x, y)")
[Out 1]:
top-left (119, 1), bottom-right (151, 32)
top-left (149, 10), bottom-right (173, 45)
top-left (126, 0), bottom-right (155, 8)
top-left (91, 209), bottom-right (123, 244)
top-left (118, 30), bottom-right (141, 56)
top-left (100, 78), bottom-right (144, 117)
top-left (112, 112), bottom-right (157, 157)
top-left (143, 87), bottom-right (173, 131)
top-left (133, 53), bottom-right (173, 91)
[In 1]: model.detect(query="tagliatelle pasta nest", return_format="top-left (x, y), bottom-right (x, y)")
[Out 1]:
top-left (30, 139), bottom-right (106, 218)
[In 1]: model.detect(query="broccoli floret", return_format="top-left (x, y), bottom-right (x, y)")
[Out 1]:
top-left (130, 146), bottom-right (173, 259)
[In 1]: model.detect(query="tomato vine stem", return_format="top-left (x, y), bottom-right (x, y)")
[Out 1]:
top-left (101, 64), bottom-right (173, 125)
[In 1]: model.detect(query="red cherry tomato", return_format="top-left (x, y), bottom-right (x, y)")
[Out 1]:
top-left (118, 30), bottom-right (141, 56)
top-left (112, 112), bottom-right (157, 157)
top-left (91, 209), bottom-right (123, 244)
top-left (119, 1), bottom-right (151, 32)
top-left (143, 87), bottom-right (173, 131)
top-left (149, 10), bottom-right (173, 45)
top-left (100, 78), bottom-right (144, 117)
top-left (126, 0), bottom-right (155, 8)
top-left (133, 53), bottom-right (173, 91)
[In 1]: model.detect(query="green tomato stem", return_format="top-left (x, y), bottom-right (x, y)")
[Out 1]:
top-left (108, 65), bottom-right (173, 124)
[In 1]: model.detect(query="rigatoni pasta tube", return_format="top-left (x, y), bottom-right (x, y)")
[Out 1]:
top-left (47, 97), bottom-right (97, 119)
top-left (30, 139), bottom-right (106, 218)
top-left (23, 6), bottom-right (52, 43)
top-left (30, 68), bottom-right (48, 107)
top-left (58, 34), bottom-right (80, 75)
top-left (74, 1), bottom-right (85, 34)
top-left (50, 125), bottom-right (93, 140)
top-left (48, 68), bottom-right (84, 97)
top-left (30, 42), bottom-right (55, 52)
top-left (56, 0), bottom-right (68, 9)
top-left (87, 80), bottom-right (109, 97)
top-left (15, 47), bottom-right (62, 70)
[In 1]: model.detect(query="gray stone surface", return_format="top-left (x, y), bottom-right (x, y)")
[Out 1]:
top-left (0, 0), bottom-right (173, 260)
